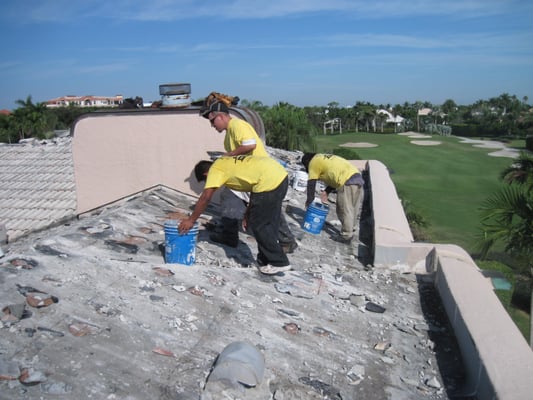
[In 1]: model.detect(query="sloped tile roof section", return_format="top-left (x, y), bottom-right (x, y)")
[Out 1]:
top-left (0, 136), bottom-right (76, 241)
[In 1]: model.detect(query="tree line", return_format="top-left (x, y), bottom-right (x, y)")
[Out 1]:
top-left (249, 93), bottom-right (532, 151)
top-left (1, 93), bottom-right (532, 146)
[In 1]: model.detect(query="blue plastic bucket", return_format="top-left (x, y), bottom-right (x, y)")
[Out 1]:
top-left (164, 220), bottom-right (199, 265)
top-left (303, 202), bottom-right (329, 234)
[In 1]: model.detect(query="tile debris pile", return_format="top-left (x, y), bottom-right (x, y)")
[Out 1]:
top-left (0, 144), bottom-right (465, 399)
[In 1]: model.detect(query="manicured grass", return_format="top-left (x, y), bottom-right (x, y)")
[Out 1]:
top-left (313, 132), bottom-right (514, 253)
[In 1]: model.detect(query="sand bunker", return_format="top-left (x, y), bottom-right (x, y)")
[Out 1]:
top-left (410, 140), bottom-right (442, 146)
top-left (458, 137), bottom-right (520, 158)
top-left (398, 131), bottom-right (417, 136)
top-left (408, 134), bottom-right (432, 139)
top-left (339, 142), bottom-right (378, 148)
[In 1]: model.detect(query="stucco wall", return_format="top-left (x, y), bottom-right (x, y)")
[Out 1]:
top-left (72, 109), bottom-right (238, 214)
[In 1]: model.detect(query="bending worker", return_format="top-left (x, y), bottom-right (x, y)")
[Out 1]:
top-left (201, 100), bottom-right (297, 253)
top-left (178, 156), bottom-right (292, 275)
top-left (301, 153), bottom-right (364, 244)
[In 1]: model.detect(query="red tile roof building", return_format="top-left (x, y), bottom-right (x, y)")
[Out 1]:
top-left (45, 95), bottom-right (124, 108)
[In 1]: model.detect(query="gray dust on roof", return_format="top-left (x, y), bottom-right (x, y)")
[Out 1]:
top-left (0, 178), bottom-right (464, 398)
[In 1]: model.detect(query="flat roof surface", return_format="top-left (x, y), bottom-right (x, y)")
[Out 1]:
top-left (0, 139), bottom-right (465, 399)
top-left (1, 182), bottom-right (464, 399)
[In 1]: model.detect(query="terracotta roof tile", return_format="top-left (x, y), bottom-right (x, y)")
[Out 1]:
top-left (0, 137), bottom-right (76, 242)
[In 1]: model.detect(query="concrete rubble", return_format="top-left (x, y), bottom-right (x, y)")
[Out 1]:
top-left (0, 147), bottom-right (466, 399)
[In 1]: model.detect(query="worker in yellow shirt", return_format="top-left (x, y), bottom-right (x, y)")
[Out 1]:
top-left (200, 101), bottom-right (297, 253)
top-left (179, 155), bottom-right (292, 275)
top-left (301, 153), bottom-right (364, 244)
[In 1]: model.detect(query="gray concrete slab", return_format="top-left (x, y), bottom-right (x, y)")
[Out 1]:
top-left (0, 180), bottom-right (464, 399)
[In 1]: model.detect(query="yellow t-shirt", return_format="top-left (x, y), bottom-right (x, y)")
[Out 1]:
top-left (205, 156), bottom-right (287, 193)
top-left (224, 118), bottom-right (268, 157)
top-left (308, 154), bottom-right (359, 188)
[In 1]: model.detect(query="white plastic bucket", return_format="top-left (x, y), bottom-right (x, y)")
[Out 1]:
top-left (292, 171), bottom-right (308, 192)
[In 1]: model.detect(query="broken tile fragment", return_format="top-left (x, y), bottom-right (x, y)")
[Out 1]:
top-left (83, 223), bottom-right (112, 235)
top-left (19, 367), bottom-right (47, 385)
top-left (152, 266), bottom-right (174, 276)
top-left (26, 293), bottom-right (59, 308)
top-left (1, 303), bottom-right (26, 322)
top-left (381, 355), bottom-right (395, 365)
top-left (312, 327), bottom-right (335, 338)
top-left (425, 376), bottom-right (441, 389)
top-left (68, 323), bottom-right (99, 337)
top-left (10, 258), bottom-right (38, 269)
top-left (365, 301), bottom-right (386, 313)
top-left (283, 322), bottom-right (300, 334)
top-left (374, 342), bottom-right (391, 352)
top-left (274, 282), bottom-right (314, 299)
top-left (188, 286), bottom-right (206, 296)
top-left (152, 347), bottom-right (175, 357)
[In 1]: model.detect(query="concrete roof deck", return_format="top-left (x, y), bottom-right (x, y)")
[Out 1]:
top-left (0, 138), bottom-right (463, 399)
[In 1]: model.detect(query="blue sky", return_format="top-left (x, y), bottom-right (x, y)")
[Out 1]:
top-left (1, 0), bottom-right (532, 110)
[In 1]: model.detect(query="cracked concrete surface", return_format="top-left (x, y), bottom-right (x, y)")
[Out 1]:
top-left (0, 149), bottom-right (465, 399)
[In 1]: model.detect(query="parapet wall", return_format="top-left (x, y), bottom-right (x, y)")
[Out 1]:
top-left (368, 159), bottom-right (533, 399)
top-left (431, 246), bottom-right (533, 399)
top-left (71, 107), bottom-right (260, 214)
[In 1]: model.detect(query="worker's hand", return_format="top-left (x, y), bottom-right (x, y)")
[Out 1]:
top-left (320, 191), bottom-right (329, 204)
top-left (178, 218), bottom-right (195, 234)
top-left (242, 217), bottom-right (248, 232)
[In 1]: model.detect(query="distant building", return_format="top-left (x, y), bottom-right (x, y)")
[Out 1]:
top-left (417, 107), bottom-right (432, 117)
top-left (45, 95), bottom-right (124, 108)
top-left (376, 109), bottom-right (405, 124)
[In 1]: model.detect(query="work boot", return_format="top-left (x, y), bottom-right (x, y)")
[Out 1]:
top-left (333, 235), bottom-right (353, 245)
top-left (209, 217), bottom-right (239, 248)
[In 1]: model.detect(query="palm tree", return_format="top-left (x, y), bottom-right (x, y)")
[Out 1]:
top-left (500, 152), bottom-right (533, 190)
top-left (478, 186), bottom-right (533, 261)
top-left (477, 155), bottom-right (533, 346)
top-left (13, 95), bottom-right (50, 140)
top-left (375, 111), bottom-right (387, 133)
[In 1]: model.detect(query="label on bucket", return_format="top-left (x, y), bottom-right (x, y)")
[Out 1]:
top-left (303, 202), bottom-right (329, 234)
top-left (164, 220), bottom-right (199, 265)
